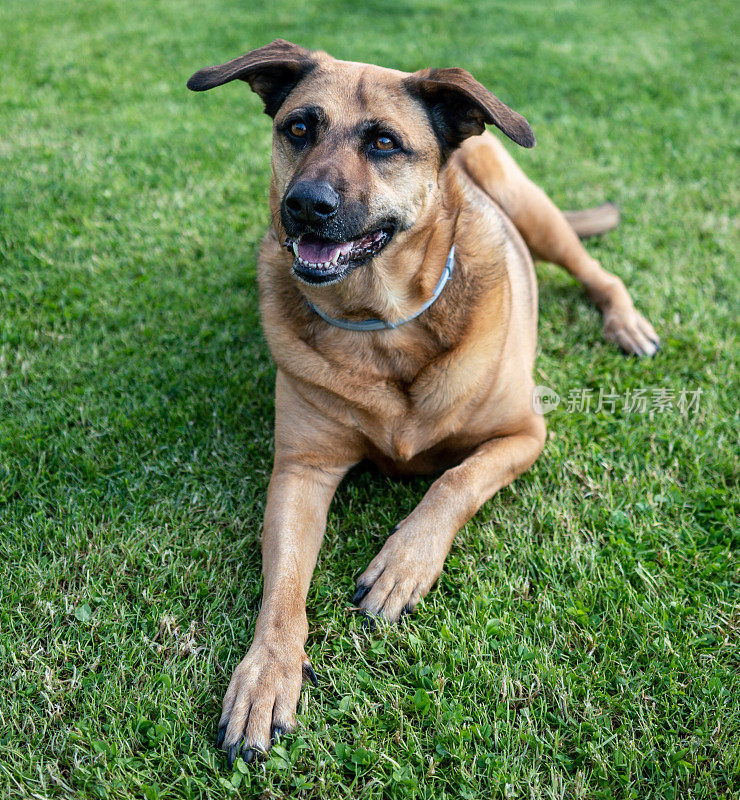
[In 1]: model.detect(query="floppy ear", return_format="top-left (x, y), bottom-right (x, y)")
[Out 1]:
top-left (405, 67), bottom-right (535, 152)
top-left (187, 39), bottom-right (317, 117)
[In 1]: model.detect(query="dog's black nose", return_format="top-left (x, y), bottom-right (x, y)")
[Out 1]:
top-left (284, 181), bottom-right (340, 226)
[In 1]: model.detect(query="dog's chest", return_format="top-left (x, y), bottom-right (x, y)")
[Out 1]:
top-left (321, 332), bottom-right (496, 464)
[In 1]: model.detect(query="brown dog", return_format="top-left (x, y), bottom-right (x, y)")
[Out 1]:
top-left (187, 40), bottom-right (659, 765)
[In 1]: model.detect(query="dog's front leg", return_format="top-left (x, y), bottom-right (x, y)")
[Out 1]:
top-left (217, 459), bottom-right (347, 765)
top-left (354, 421), bottom-right (546, 623)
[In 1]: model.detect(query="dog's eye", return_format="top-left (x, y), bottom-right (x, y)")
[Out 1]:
top-left (373, 135), bottom-right (396, 151)
top-left (289, 121), bottom-right (308, 139)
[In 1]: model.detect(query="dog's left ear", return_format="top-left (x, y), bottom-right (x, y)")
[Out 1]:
top-left (187, 39), bottom-right (317, 117)
top-left (405, 67), bottom-right (535, 152)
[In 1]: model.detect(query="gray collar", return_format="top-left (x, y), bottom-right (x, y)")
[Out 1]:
top-left (305, 245), bottom-right (455, 331)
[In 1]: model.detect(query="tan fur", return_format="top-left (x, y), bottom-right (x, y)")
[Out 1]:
top-left (188, 41), bottom-right (660, 763)
top-left (564, 202), bottom-right (620, 238)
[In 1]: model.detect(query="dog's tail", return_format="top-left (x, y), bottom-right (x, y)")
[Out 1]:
top-left (563, 202), bottom-right (620, 238)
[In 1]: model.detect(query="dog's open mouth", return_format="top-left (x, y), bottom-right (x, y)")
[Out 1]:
top-left (285, 229), bottom-right (393, 284)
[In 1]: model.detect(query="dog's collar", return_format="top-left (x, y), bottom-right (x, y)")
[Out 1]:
top-left (305, 245), bottom-right (455, 331)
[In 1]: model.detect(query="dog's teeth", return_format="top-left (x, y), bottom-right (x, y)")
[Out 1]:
top-left (292, 242), bottom-right (299, 257)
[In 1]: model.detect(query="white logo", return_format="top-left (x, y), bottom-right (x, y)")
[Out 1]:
top-left (532, 385), bottom-right (561, 415)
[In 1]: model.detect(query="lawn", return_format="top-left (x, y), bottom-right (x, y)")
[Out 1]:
top-left (0, 0), bottom-right (737, 798)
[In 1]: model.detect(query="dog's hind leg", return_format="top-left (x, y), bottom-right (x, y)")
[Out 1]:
top-left (458, 131), bottom-right (660, 356)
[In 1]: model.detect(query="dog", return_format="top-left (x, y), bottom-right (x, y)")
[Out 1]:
top-left (187, 39), bottom-right (659, 765)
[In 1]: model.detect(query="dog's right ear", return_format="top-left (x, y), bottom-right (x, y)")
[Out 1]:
top-left (404, 67), bottom-right (535, 153)
top-left (187, 39), bottom-right (317, 117)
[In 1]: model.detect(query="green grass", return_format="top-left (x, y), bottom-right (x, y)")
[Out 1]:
top-left (0, 0), bottom-right (738, 797)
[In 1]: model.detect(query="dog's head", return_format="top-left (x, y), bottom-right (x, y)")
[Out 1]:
top-left (188, 40), bottom-right (534, 286)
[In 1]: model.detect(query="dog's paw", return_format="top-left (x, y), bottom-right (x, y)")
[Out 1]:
top-left (216, 639), bottom-right (316, 767)
top-left (603, 306), bottom-right (660, 357)
top-left (352, 526), bottom-right (443, 624)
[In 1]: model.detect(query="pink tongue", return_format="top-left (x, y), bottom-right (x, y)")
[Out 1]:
top-left (297, 234), bottom-right (353, 264)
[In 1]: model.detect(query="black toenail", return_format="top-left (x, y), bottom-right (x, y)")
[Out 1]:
top-left (361, 613), bottom-right (376, 631)
top-left (352, 583), bottom-right (370, 604)
top-left (302, 663), bottom-right (319, 687)
top-left (215, 723), bottom-right (227, 749)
